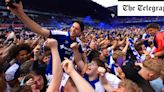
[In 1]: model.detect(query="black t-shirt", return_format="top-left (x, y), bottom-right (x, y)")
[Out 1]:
top-left (122, 61), bottom-right (155, 92)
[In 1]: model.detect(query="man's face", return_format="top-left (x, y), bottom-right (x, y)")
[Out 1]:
top-left (102, 49), bottom-right (109, 57)
top-left (32, 75), bottom-right (44, 90)
top-left (70, 22), bottom-right (81, 38)
top-left (16, 50), bottom-right (28, 61)
top-left (143, 68), bottom-right (160, 81)
top-left (147, 28), bottom-right (158, 36)
top-left (147, 71), bottom-right (160, 81)
top-left (89, 42), bottom-right (97, 50)
top-left (86, 61), bottom-right (98, 76)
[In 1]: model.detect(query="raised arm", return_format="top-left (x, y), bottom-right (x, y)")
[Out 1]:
top-left (154, 49), bottom-right (164, 57)
top-left (30, 36), bottom-right (42, 48)
top-left (118, 38), bottom-right (125, 46)
top-left (85, 29), bottom-right (93, 37)
top-left (5, 0), bottom-right (50, 37)
top-left (98, 67), bottom-right (116, 92)
top-left (122, 37), bottom-right (130, 54)
top-left (70, 42), bottom-right (85, 73)
top-left (62, 58), bottom-right (95, 92)
top-left (110, 40), bottom-right (118, 50)
top-left (46, 39), bottom-right (63, 92)
top-left (0, 35), bottom-right (17, 64)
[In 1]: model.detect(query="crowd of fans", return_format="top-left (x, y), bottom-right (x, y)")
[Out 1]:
top-left (114, 16), bottom-right (164, 24)
top-left (0, 22), bottom-right (164, 92)
top-left (0, 1), bottom-right (164, 92)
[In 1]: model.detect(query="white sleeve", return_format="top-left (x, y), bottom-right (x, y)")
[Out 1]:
top-left (50, 30), bottom-right (68, 36)
top-left (142, 33), bottom-right (146, 39)
top-left (95, 82), bottom-right (105, 92)
top-left (76, 37), bottom-right (83, 45)
top-left (5, 63), bottom-right (19, 81)
top-left (107, 47), bottom-right (111, 52)
top-left (108, 57), bottom-right (115, 68)
top-left (76, 37), bottom-right (84, 52)
top-left (146, 47), bottom-right (152, 52)
top-left (105, 73), bottom-right (121, 89)
top-left (59, 73), bottom-right (70, 92)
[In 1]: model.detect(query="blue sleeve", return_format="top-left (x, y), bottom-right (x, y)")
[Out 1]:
top-left (76, 38), bottom-right (84, 53)
top-left (78, 44), bottom-right (84, 53)
top-left (49, 30), bottom-right (53, 38)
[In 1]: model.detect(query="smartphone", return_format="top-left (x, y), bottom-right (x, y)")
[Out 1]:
top-left (6, 0), bottom-right (21, 8)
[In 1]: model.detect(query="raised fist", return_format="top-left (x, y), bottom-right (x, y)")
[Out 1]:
top-left (62, 57), bottom-right (74, 75)
top-left (97, 67), bottom-right (106, 77)
top-left (45, 39), bottom-right (58, 49)
top-left (70, 42), bottom-right (79, 50)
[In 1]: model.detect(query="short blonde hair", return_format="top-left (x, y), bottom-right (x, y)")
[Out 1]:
top-left (143, 58), bottom-right (164, 75)
top-left (112, 50), bottom-right (125, 61)
top-left (160, 69), bottom-right (164, 82)
top-left (119, 79), bottom-right (142, 92)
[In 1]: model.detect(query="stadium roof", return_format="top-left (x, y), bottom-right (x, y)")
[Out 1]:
top-left (0, 0), bottom-right (116, 22)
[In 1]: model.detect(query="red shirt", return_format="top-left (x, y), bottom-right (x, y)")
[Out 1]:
top-left (154, 32), bottom-right (164, 53)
